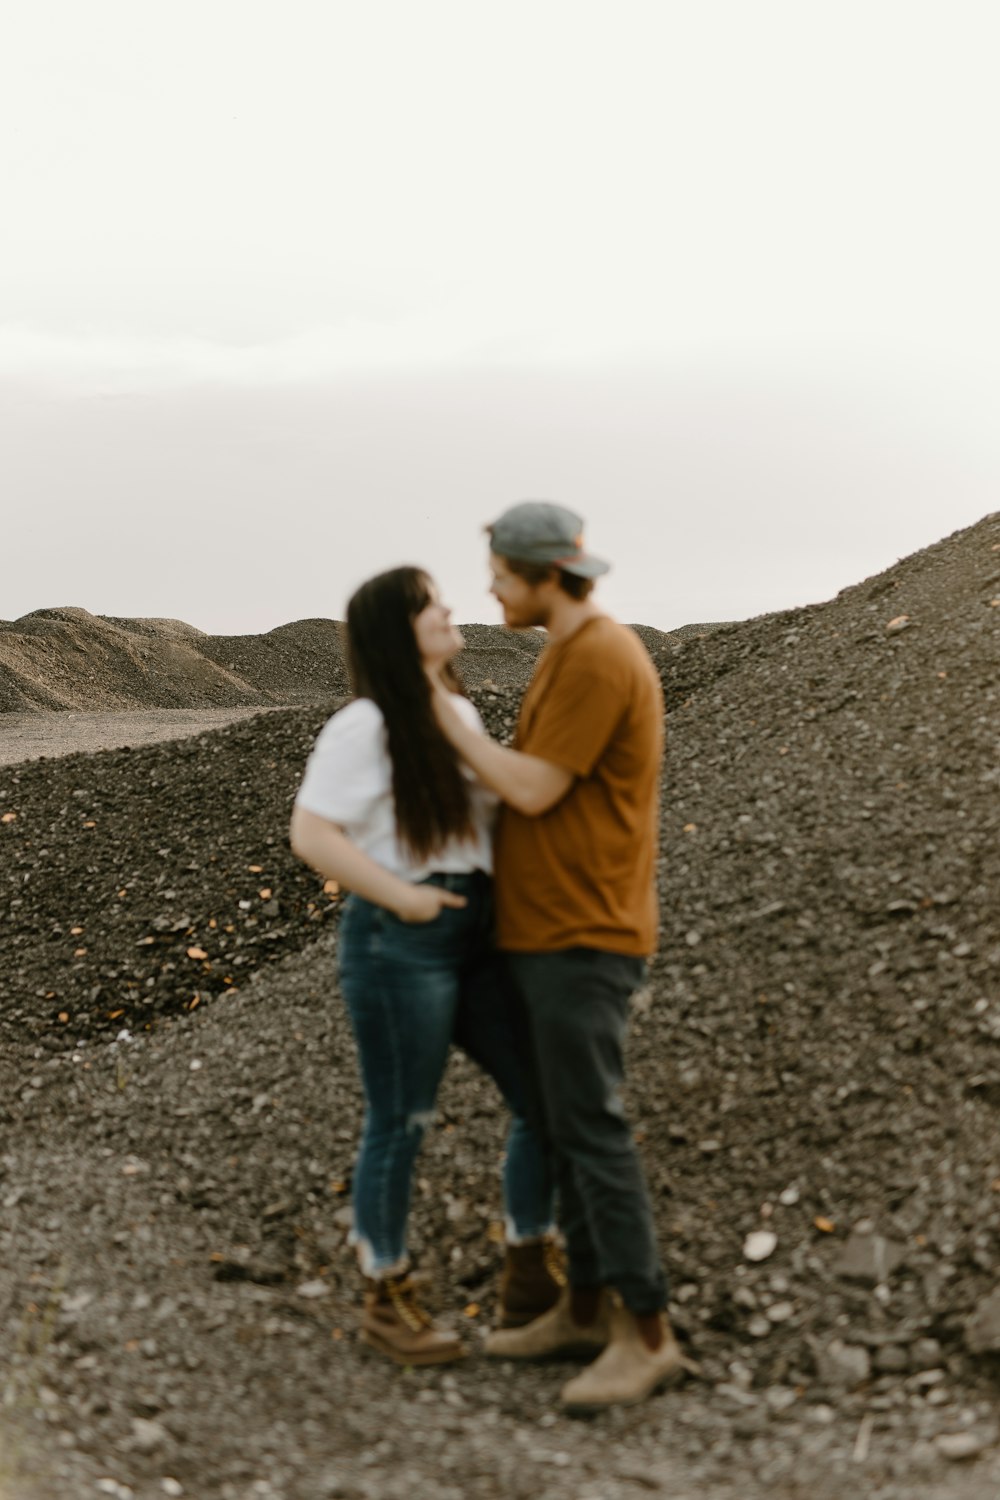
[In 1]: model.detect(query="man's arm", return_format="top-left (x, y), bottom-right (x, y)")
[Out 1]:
top-left (433, 688), bottom-right (573, 816)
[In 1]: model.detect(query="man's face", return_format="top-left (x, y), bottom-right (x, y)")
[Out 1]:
top-left (489, 554), bottom-right (553, 629)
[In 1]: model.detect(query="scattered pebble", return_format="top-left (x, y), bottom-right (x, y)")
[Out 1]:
top-left (935, 1431), bottom-right (994, 1461)
top-left (743, 1231), bottom-right (778, 1262)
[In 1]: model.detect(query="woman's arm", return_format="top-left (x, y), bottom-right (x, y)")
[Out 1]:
top-left (289, 807), bottom-right (466, 922)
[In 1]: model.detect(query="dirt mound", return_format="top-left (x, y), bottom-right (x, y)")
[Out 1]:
top-left (102, 615), bottom-right (208, 640)
top-left (1, 512), bottom-right (999, 1498)
top-left (454, 621), bottom-right (545, 688)
top-left (196, 620), bottom-right (352, 704)
top-left (0, 610), bottom-right (273, 713)
top-left (639, 619), bottom-right (731, 647)
top-left (0, 613), bottom-right (551, 714)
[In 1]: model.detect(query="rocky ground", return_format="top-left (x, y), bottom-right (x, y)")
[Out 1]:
top-left (1, 512), bottom-right (999, 1499)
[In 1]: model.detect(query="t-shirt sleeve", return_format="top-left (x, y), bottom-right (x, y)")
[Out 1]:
top-left (520, 648), bottom-right (628, 778)
top-left (294, 699), bottom-right (387, 825)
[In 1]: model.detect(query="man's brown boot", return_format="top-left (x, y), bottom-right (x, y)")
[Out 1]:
top-left (361, 1274), bottom-right (466, 1366)
top-left (485, 1286), bottom-right (612, 1360)
top-left (497, 1238), bottom-right (567, 1328)
top-left (560, 1304), bottom-right (695, 1411)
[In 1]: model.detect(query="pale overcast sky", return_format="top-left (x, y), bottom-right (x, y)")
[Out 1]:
top-left (2, 1), bottom-right (998, 633)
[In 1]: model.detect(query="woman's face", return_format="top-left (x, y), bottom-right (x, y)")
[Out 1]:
top-left (413, 583), bottom-right (464, 668)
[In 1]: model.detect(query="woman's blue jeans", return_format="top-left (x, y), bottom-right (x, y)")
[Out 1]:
top-left (337, 871), bottom-right (554, 1275)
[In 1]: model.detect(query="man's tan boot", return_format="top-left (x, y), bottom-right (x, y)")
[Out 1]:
top-left (485, 1286), bottom-right (612, 1360)
top-left (360, 1274), bottom-right (466, 1366)
top-left (497, 1238), bottom-right (567, 1328)
top-left (560, 1303), bottom-right (693, 1411)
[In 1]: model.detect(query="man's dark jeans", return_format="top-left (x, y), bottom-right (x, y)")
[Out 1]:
top-left (504, 947), bottom-right (668, 1315)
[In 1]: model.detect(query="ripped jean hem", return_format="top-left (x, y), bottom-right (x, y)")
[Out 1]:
top-left (349, 1228), bottom-right (411, 1279)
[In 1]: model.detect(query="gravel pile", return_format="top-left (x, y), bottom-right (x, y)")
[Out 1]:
top-left (1, 511), bottom-right (999, 1499)
top-left (650, 512), bottom-right (1000, 1379)
top-left (0, 705), bottom-right (344, 1041)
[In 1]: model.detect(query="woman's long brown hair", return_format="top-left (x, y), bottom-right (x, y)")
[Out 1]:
top-left (345, 567), bottom-right (475, 861)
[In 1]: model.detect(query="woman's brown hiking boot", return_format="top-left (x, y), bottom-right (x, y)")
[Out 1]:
top-left (497, 1237), bottom-right (567, 1329)
top-left (361, 1274), bottom-right (466, 1365)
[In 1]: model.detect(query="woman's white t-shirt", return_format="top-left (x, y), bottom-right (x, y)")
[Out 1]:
top-left (294, 696), bottom-right (497, 880)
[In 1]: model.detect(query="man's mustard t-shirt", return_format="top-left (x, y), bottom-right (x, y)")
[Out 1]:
top-left (494, 615), bottom-right (664, 956)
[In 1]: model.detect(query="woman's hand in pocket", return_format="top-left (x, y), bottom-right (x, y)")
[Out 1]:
top-left (394, 884), bottom-right (468, 924)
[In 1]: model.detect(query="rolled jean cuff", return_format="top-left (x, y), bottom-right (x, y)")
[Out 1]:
top-left (350, 1228), bottom-right (410, 1279)
top-left (503, 1216), bottom-right (556, 1246)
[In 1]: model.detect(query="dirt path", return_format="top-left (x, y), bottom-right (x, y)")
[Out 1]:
top-left (0, 709), bottom-right (283, 766)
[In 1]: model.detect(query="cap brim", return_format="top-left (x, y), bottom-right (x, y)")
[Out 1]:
top-left (559, 554), bottom-right (610, 578)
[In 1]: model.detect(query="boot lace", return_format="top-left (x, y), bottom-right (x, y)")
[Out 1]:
top-left (543, 1240), bottom-right (568, 1288)
top-left (385, 1275), bottom-right (433, 1332)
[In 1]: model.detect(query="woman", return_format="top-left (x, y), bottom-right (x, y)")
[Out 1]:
top-left (290, 566), bottom-right (560, 1365)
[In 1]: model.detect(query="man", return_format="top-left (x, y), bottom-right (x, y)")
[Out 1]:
top-left (432, 500), bottom-right (690, 1412)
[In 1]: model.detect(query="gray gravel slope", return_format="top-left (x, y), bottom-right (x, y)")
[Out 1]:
top-left (1, 510), bottom-right (999, 1498)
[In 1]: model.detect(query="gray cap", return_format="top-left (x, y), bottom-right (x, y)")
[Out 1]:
top-left (487, 500), bottom-right (610, 578)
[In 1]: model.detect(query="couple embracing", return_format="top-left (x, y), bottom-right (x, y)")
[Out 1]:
top-left (289, 501), bottom-right (690, 1413)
